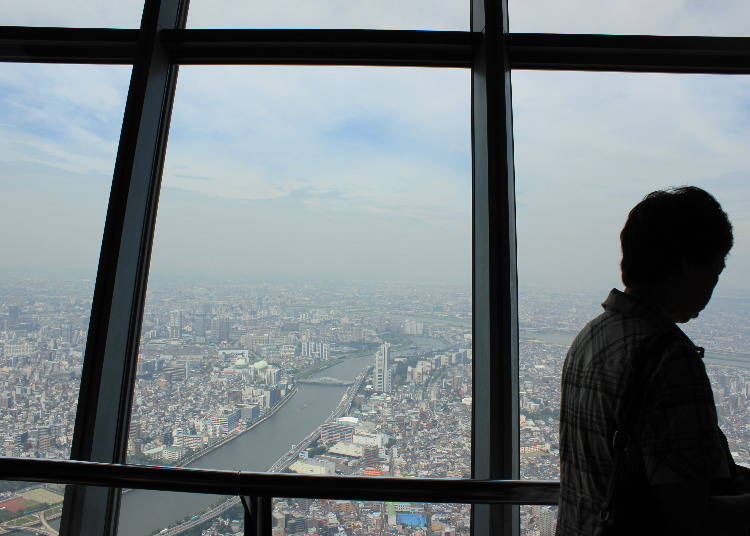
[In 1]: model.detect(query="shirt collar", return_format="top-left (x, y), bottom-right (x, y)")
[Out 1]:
top-left (602, 289), bottom-right (704, 358)
top-left (602, 288), bottom-right (677, 333)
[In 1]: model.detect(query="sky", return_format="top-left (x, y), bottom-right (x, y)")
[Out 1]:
top-left (512, 71), bottom-right (750, 295)
top-left (0, 1), bottom-right (749, 292)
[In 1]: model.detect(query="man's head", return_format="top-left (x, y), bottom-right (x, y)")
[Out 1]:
top-left (620, 186), bottom-right (733, 323)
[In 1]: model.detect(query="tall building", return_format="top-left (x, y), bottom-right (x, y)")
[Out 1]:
top-left (403, 319), bottom-right (424, 335)
top-left (302, 340), bottom-right (330, 361)
top-left (168, 310), bottom-right (182, 339)
top-left (374, 342), bottom-right (391, 393)
top-left (212, 317), bottom-right (231, 342)
top-left (194, 310), bottom-right (208, 338)
top-left (7, 305), bottom-right (20, 327)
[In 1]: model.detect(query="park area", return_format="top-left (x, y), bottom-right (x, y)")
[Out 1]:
top-left (0, 486), bottom-right (64, 523)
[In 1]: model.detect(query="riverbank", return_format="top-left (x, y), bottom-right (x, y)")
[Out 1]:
top-left (123, 385), bottom-right (299, 489)
top-left (158, 366), bottom-right (371, 536)
top-left (118, 355), bottom-right (372, 536)
top-left (181, 385), bottom-right (299, 467)
top-left (268, 365), bottom-right (371, 473)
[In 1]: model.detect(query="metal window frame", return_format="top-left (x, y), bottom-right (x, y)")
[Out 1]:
top-left (471, 1), bottom-right (519, 535)
top-left (0, 0), bottom-right (748, 534)
top-left (3, 27), bottom-right (750, 73)
top-left (58, 1), bottom-right (188, 535)
top-left (0, 457), bottom-right (559, 504)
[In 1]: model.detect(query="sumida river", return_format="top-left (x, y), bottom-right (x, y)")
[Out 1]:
top-left (115, 355), bottom-right (371, 536)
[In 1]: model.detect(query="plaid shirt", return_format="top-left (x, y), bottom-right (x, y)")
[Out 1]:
top-left (556, 289), bottom-right (735, 536)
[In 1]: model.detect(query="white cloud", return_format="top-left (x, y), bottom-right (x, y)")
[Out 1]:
top-left (1, 5), bottom-right (749, 288)
top-left (163, 66), bottom-right (470, 216)
top-left (0, 0), bottom-right (143, 28)
top-left (512, 71), bottom-right (750, 293)
top-left (186, 0), bottom-right (468, 30)
top-left (152, 66), bottom-right (472, 282)
top-left (0, 0), bottom-right (467, 30)
top-left (509, 0), bottom-right (750, 36)
top-left (0, 64), bottom-right (130, 277)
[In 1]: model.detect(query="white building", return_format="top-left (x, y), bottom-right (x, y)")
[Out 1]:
top-left (353, 431), bottom-right (387, 449)
top-left (373, 342), bottom-right (391, 393)
top-left (289, 458), bottom-right (336, 475)
top-left (328, 441), bottom-right (368, 458)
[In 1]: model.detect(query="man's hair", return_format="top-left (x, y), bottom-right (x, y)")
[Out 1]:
top-left (620, 186), bottom-right (733, 289)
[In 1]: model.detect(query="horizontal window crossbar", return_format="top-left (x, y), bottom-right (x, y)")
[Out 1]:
top-left (0, 457), bottom-right (559, 505)
top-left (0, 26), bottom-right (138, 64)
top-left (1, 27), bottom-right (750, 73)
top-left (162, 29), bottom-right (478, 66)
top-left (509, 32), bottom-right (750, 74)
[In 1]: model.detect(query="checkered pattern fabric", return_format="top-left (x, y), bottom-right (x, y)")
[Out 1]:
top-left (556, 289), bottom-right (734, 536)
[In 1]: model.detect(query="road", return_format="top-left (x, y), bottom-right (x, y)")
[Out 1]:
top-left (160, 497), bottom-right (241, 536)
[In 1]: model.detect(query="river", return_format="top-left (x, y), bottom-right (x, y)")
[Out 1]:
top-left (115, 355), bottom-right (371, 536)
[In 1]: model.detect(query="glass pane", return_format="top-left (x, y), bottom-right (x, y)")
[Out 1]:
top-left (0, 1), bottom-right (143, 28)
top-left (187, 0), bottom-right (468, 30)
top-left (513, 71), bottom-right (750, 534)
top-left (509, 0), bottom-right (750, 36)
top-left (118, 66), bottom-right (472, 536)
top-left (274, 499), bottom-right (470, 536)
top-left (0, 63), bottom-right (130, 528)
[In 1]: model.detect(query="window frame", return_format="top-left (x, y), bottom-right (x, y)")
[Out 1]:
top-left (1, 0), bottom-right (749, 534)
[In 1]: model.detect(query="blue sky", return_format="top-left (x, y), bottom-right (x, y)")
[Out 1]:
top-left (1, 1), bottom-right (750, 292)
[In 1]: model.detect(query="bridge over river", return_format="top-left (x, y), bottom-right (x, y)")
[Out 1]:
top-left (297, 376), bottom-right (353, 386)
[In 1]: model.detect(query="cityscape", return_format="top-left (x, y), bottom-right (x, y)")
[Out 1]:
top-left (0, 279), bottom-right (749, 536)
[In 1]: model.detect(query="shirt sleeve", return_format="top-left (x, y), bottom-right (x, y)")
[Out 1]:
top-left (640, 342), bottom-right (733, 486)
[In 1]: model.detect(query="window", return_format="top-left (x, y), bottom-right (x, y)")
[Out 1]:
top-left (1, 1), bottom-right (747, 536)
top-left (0, 62), bottom-right (129, 528)
top-left (513, 70), bottom-right (750, 533)
top-left (119, 65), bottom-right (472, 535)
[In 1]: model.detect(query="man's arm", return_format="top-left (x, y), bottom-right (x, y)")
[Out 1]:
top-left (734, 464), bottom-right (750, 491)
top-left (710, 492), bottom-right (750, 530)
top-left (643, 347), bottom-right (750, 534)
top-left (654, 481), bottom-right (750, 535)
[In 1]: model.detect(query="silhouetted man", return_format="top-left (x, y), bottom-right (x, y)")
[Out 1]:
top-left (557, 187), bottom-right (750, 536)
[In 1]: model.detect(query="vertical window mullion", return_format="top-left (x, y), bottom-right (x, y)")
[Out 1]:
top-left (471, 0), bottom-right (519, 535)
top-left (59, 0), bottom-right (188, 534)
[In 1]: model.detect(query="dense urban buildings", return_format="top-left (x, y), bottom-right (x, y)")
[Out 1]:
top-left (0, 280), bottom-right (749, 536)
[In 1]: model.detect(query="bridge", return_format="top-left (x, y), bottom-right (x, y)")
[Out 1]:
top-left (160, 497), bottom-right (240, 535)
top-left (297, 376), bottom-right (353, 386)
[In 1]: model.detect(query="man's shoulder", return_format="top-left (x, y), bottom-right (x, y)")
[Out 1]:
top-left (563, 308), bottom-right (689, 383)
top-left (569, 308), bottom-right (659, 354)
